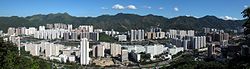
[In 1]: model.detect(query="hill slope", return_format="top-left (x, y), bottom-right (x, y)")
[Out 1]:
top-left (0, 13), bottom-right (244, 32)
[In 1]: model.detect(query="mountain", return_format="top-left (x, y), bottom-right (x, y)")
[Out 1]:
top-left (0, 13), bottom-right (245, 32)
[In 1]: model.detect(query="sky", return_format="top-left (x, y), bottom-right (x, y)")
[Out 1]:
top-left (0, 0), bottom-right (249, 20)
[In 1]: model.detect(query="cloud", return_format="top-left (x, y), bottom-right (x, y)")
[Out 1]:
top-left (127, 5), bottom-right (137, 9)
top-left (185, 15), bottom-right (199, 18)
top-left (159, 7), bottom-right (164, 10)
top-left (144, 6), bottom-right (152, 9)
top-left (174, 7), bottom-right (179, 11)
top-left (244, 5), bottom-right (248, 8)
top-left (221, 16), bottom-right (238, 20)
top-left (101, 7), bottom-right (108, 10)
top-left (112, 4), bottom-right (125, 10)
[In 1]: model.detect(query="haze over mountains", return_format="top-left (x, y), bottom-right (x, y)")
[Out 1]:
top-left (0, 13), bottom-right (244, 32)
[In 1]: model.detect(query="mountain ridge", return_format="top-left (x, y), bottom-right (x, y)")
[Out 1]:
top-left (0, 13), bottom-right (245, 32)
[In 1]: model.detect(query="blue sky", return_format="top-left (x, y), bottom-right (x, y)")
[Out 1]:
top-left (0, 0), bottom-right (249, 20)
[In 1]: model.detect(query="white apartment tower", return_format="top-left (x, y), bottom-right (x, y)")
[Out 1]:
top-left (80, 38), bottom-right (90, 65)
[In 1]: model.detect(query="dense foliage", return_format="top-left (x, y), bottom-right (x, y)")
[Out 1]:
top-left (242, 7), bottom-right (250, 46)
top-left (162, 54), bottom-right (250, 69)
top-left (0, 38), bottom-right (52, 69)
top-left (0, 13), bottom-right (244, 32)
top-left (99, 33), bottom-right (116, 42)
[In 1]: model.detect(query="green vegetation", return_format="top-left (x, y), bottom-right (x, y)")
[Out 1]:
top-left (0, 13), bottom-right (244, 32)
top-left (99, 33), bottom-right (116, 42)
top-left (0, 37), bottom-right (52, 69)
top-left (162, 54), bottom-right (227, 69)
top-left (242, 7), bottom-right (250, 46)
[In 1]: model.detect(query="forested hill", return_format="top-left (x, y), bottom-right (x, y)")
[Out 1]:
top-left (0, 13), bottom-right (244, 32)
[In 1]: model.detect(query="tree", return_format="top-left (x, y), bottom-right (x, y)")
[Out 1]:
top-left (242, 7), bottom-right (250, 46)
top-left (0, 38), bottom-right (51, 69)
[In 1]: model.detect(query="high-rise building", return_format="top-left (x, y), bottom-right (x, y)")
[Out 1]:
top-left (121, 49), bottom-right (128, 62)
top-left (0, 30), bottom-right (3, 36)
top-left (183, 40), bottom-right (188, 50)
top-left (241, 45), bottom-right (250, 56)
top-left (80, 38), bottom-right (90, 65)
top-left (208, 44), bottom-right (215, 57)
top-left (147, 27), bottom-right (165, 40)
top-left (190, 36), bottom-right (206, 49)
top-left (187, 30), bottom-right (195, 36)
top-left (79, 25), bottom-right (94, 32)
top-left (25, 27), bottom-right (37, 35)
top-left (92, 45), bottom-right (105, 57)
top-left (79, 32), bottom-right (99, 41)
top-left (118, 35), bottom-right (127, 41)
top-left (204, 28), bottom-right (211, 34)
top-left (7, 27), bottom-right (15, 35)
top-left (39, 26), bottom-right (45, 31)
top-left (130, 29), bottom-right (144, 41)
top-left (20, 27), bottom-right (26, 35)
top-left (110, 43), bottom-right (121, 57)
top-left (46, 24), bottom-right (54, 29)
top-left (97, 45), bottom-right (105, 57)
top-left (68, 24), bottom-right (73, 31)
top-left (15, 27), bottom-right (21, 35)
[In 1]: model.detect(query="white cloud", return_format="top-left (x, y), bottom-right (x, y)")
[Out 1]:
top-left (101, 7), bottom-right (108, 10)
top-left (221, 16), bottom-right (238, 20)
top-left (244, 5), bottom-right (248, 8)
top-left (174, 7), bottom-right (179, 11)
top-left (127, 5), bottom-right (137, 9)
top-left (185, 15), bottom-right (199, 18)
top-left (144, 6), bottom-right (152, 9)
top-left (159, 7), bottom-right (164, 10)
top-left (112, 4), bottom-right (125, 10)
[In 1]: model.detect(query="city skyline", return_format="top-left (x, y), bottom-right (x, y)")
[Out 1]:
top-left (0, 0), bottom-right (249, 20)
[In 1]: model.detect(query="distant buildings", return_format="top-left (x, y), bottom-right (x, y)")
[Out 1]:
top-left (80, 38), bottom-right (90, 65)
top-left (92, 45), bottom-right (105, 57)
top-left (7, 27), bottom-right (15, 35)
top-left (168, 46), bottom-right (184, 55)
top-left (130, 29), bottom-right (145, 41)
top-left (208, 44), bottom-right (215, 57)
top-left (190, 36), bottom-right (206, 49)
top-left (110, 43), bottom-right (122, 57)
top-left (146, 27), bottom-right (165, 39)
top-left (24, 41), bottom-right (64, 57)
top-left (169, 29), bottom-right (206, 50)
top-left (121, 49), bottom-right (129, 62)
top-left (168, 29), bottom-right (195, 39)
top-left (118, 35), bottom-right (127, 41)
top-left (79, 25), bottom-right (94, 32)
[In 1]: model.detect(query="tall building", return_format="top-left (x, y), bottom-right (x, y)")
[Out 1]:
top-left (97, 45), bottom-right (105, 57)
top-left (25, 27), bottom-right (37, 35)
top-left (208, 44), bottom-right (215, 57)
top-left (130, 29), bottom-right (144, 41)
top-left (241, 45), bottom-right (250, 56)
top-left (92, 45), bottom-right (105, 57)
top-left (79, 25), bottom-right (94, 32)
top-left (39, 26), bottom-right (45, 31)
top-left (147, 27), bottom-right (165, 39)
top-left (190, 36), bottom-right (206, 49)
top-left (0, 30), bottom-right (3, 36)
top-left (110, 43), bottom-right (121, 57)
top-left (118, 35), bottom-right (127, 41)
top-left (121, 49), bottom-right (128, 62)
top-left (7, 27), bottom-right (15, 35)
top-left (203, 28), bottom-right (211, 34)
top-left (15, 28), bottom-right (21, 35)
top-left (68, 24), bottom-right (73, 31)
top-left (187, 30), bottom-right (195, 36)
top-left (169, 29), bottom-right (177, 38)
top-left (80, 38), bottom-right (90, 65)
top-left (20, 27), bottom-right (26, 35)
